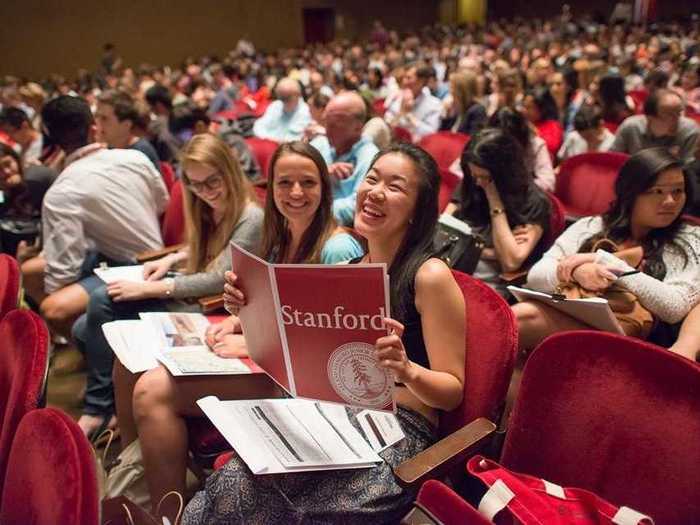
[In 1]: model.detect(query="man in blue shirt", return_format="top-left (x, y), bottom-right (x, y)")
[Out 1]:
top-left (252, 78), bottom-right (311, 142)
top-left (311, 91), bottom-right (379, 226)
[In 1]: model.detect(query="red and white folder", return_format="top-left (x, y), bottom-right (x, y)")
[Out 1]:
top-left (231, 242), bottom-right (395, 411)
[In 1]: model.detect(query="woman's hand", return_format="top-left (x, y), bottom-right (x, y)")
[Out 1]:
top-left (571, 262), bottom-right (618, 292)
top-left (143, 255), bottom-right (175, 281)
top-left (375, 318), bottom-right (417, 384)
top-left (223, 271), bottom-right (246, 314)
top-left (475, 174), bottom-right (503, 208)
top-left (556, 253), bottom-right (597, 283)
top-left (210, 333), bottom-right (249, 359)
top-left (107, 280), bottom-right (167, 302)
top-left (205, 316), bottom-right (240, 348)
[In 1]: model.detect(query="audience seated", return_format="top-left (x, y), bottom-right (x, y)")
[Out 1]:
top-left (440, 71), bottom-right (487, 135)
top-left (21, 95), bottom-right (168, 338)
top-left (446, 129), bottom-right (551, 298)
top-left (611, 89), bottom-right (700, 164)
top-left (523, 86), bottom-right (563, 160)
top-left (384, 64), bottom-right (442, 141)
top-left (0, 106), bottom-right (43, 166)
top-left (310, 91), bottom-right (379, 225)
top-left (557, 104), bottom-right (615, 161)
top-left (181, 143), bottom-right (465, 525)
top-left (515, 147), bottom-right (700, 350)
top-left (95, 89), bottom-right (160, 170)
top-left (252, 77), bottom-right (311, 141)
top-left (72, 133), bottom-right (263, 438)
top-left (144, 84), bottom-right (180, 163)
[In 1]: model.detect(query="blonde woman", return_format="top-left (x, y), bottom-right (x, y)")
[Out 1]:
top-left (72, 133), bottom-right (263, 438)
top-left (441, 71), bottom-right (487, 135)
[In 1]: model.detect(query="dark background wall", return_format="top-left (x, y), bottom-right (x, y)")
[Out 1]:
top-left (0, 0), bottom-right (439, 79)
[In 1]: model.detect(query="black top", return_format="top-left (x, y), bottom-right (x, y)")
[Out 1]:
top-left (349, 257), bottom-right (431, 369)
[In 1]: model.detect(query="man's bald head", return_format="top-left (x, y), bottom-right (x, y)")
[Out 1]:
top-left (325, 91), bottom-right (366, 122)
top-left (276, 78), bottom-right (302, 112)
top-left (324, 91), bottom-right (367, 153)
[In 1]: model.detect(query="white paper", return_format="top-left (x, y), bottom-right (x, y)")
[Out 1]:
top-left (508, 285), bottom-right (624, 334)
top-left (94, 265), bottom-right (146, 284)
top-left (102, 320), bottom-right (159, 373)
top-left (197, 396), bottom-right (382, 474)
top-left (158, 349), bottom-right (250, 375)
top-left (356, 409), bottom-right (405, 452)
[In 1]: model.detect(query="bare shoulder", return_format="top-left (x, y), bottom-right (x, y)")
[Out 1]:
top-left (415, 257), bottom-right (456, 293)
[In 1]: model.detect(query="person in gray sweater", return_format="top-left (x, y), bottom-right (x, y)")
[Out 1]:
top-left (73, 134), bottom-right (263, 438)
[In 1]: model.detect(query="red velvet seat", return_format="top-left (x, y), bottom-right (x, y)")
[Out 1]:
top-left (418, 132), bottom-right (471, 212)
top-left (555, 152), bottom-right (629, 220)
top-left (244, 137), bottom-right (279, 179)
top-left (0, 310), bottom-right (49, 495)
top-left (544, 192), bottom-right (566, 247)
top-left (161, 179), bottom-right (185, 246)
top-left (0, 254), bottom-right (21, 319)
top-left (393, 126), bottom-right (413, 143)
top-left (158, 161), bottom-right (177, 194)
top-left (416, 331), bottom-right (700, 525)
top-left (372, 98), bottom-right (387, 118)
top-left (213, 270), bottom-right (518, 470)
top-left (0, 408), bottom-right (99, 525)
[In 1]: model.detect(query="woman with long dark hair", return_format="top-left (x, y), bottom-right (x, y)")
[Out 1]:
top-left (182, 143), bottom-right (466, 525)
top-left (522, 86), bottom-right (563, 159)
top-left (515, 147), bottom-right (700, 350)
top-left (447, 129), bottom-right (551, 298)
top-left (592, 73), bottom-right (634, 125)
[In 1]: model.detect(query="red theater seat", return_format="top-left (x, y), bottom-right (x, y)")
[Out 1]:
top-left (0, 254), bottom-right (21, 319)
top-left (0, 408), bottom-right (99, 525)
top-left (0, 310), bottom-right (49, 495)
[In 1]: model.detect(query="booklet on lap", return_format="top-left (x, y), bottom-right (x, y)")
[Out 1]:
top-left (103, 312), bottom-right (260, 376)
top-left (230, 242), bottom-right (395, 412)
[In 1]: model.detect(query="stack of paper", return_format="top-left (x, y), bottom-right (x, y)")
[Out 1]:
top-left (94, 265), bottom-right (146, 284)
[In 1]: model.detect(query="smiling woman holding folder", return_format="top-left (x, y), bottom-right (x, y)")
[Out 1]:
top-left (514, 147), bottom-right (700, 351)
top-left (178, 144), bottom-right (466, 525)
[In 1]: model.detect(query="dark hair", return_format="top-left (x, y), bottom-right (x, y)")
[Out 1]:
top-left (598, 73), bottom-right (629, 122)
top-left (98, 90), bottom-right (139, 124)
top-left (644, 68), bottom-right (670, 91)
top-left (457, 128), bottom-right (550, 236)
top-left (309, 92), bottom-right (330, 111)
top-left (0, 106), bottom-right (30, 129)
top-left (365, 143), bottom-right (440, 321)
top-left (579, 147), bottom-right (694, 279)
top-left (262, 141), bottom-right (337, 264)
top-left (169, 104), bottom-right (210, 135)
top-left (145, 84), bottom-right (173, 111)
top-left (488, 107), bottom-right (531, 149)
top-left (643, 88), bottom-right (683, 117)
top-left (0, 142), bottom-right (23, 176)
top-left (41, 95), bottom-right (93, 151)
top-left (573, 104), bottom-right (603, 132)
top-left (526, 86), bottom-right (559, 122)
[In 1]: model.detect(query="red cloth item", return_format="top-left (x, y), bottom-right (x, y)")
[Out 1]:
top-left (0, 408), bottom-right (99, 525)
top-left (158, 161), bottom-right (176, 194)
top-left (244, 137), bottom-right (279, 179)
top-left (555, 152), bottom-right (629, 219)
top-left (393, 126), bottom-right (413, 143)
top-left (0, 254), bottom-right (20, 319)
top-left (501, 331), bottom-right (700, 525)
top-left (466, 455), bottom-right (654, 525)
top-left (0, 310), bottom-right (49, 496)
top-left (161, 179), bottom-right (185, 246)
top-left (534, 120), bottom-right (563, 160)
top-left (544, 192), bottom-right (566, 248)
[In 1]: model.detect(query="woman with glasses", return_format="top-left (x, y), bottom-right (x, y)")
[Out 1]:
top-left (73, 133), bottom-right (263, 438)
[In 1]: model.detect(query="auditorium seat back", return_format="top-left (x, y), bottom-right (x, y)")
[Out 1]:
top-left (501, 331), bottom-right (700, 524)
top-left (0, 408), bottom-right (99, 525)
top-left (0, 310), bottom-right (49, 495)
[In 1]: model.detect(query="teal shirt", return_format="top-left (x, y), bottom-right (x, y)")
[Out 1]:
top-left (310, 136), bottom-right (379, 226)
top-left (320, 232), bottom-right (364, 264)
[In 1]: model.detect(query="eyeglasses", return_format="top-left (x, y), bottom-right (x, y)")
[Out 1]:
top-left (184, 172), bottom-right (224, 194)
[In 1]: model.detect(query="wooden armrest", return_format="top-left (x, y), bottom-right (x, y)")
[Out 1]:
top-left (393, 417), bottom-right (496, 489)
top-left (136, 243), bottom-right (185, 263)
top-left (198, 294), bottom-right (225, 313)
top-left (252, 179), bottom-right (268, 188)
top-left (499, 269), bottom-right (529, 284)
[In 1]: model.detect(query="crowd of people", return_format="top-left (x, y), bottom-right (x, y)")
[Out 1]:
top-left (1, 9), bottom-right (700, 524)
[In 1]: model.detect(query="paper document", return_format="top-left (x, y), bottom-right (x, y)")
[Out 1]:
top-left (94, 265), bottom-right (146, 284)
top-left (356, 409), bottom-right (405, 452)
top-left (198, 396), bottom-right (383, 474)
top-left (103, 313), bottom-right (257, 376)
top-left (508, 285), bottom-right (624, 334)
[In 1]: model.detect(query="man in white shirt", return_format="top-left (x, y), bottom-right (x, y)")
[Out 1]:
top-left (384, 64), bottom-right (442, 141)
top-left (21, 95), bottom-right (168, 337)
top-left (252, 78), bottom-right (311, 142)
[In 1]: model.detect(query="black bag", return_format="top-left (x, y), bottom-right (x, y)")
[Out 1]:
top-left (0, 216), bottom-right (40, 256)
top-left (432, 221), bottom-right (484, 275)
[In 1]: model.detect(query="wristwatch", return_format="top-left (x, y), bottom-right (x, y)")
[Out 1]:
top-left (490, 207), bottom-right (505, 217)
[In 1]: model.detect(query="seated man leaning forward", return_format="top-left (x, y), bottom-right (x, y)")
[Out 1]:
top-left (21, 95), bottom-right (168, 337)
top-left (252, 77), bottom-right (311, 142)
top-left (311, 91), bottom-right (379, 226)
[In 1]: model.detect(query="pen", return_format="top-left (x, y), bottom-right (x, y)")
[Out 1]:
top-left (618, 270), bottom-right (641, 277)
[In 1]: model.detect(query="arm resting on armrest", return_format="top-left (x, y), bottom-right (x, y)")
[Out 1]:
top-left (393, 417), bottom-right (496, 489)
top-left (136, 243), bottom-right (186, 263)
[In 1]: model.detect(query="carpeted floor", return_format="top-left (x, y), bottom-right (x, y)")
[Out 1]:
top-left (46, 343), bottom-right (86, 419)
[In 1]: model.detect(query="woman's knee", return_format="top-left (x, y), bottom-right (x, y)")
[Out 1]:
top-left (133, 367), bottom-right (175, 420)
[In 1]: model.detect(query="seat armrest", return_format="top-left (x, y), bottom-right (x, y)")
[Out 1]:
top-left (198, 294), bottom-right (225, 313)
top-left (393, 417), bottom-right (496, 489)
top-left (136, 244), bottom-right (185, 263)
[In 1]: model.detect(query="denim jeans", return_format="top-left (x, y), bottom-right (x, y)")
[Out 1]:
top-left (72, 285), bottom-right (168, 417)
